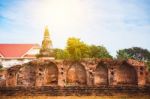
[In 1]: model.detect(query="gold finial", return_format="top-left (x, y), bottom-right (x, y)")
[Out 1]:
top-left (44, 25), bottom-right (49, 37)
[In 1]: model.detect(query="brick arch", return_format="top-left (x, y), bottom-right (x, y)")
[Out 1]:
top-left (66, 63), bottom-right (87, 85)
top-left (44, 62), bottom-right (58, 85)
top-left (116, 63), bottom-right (138, 85)
top-left (94, 63), bottom-right (108, 86)
top-left (17, 61), bottom-right (59, 87)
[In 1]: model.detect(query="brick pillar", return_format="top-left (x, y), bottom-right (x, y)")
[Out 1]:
top-left (57, 62), bottom-right (66, 87)
top-left (137, 66), bottom-right (146, 86)
top-left (108, 66), bottom-right (117, 86)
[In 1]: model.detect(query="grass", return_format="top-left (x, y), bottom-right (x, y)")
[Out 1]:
top-left (0, 96), bottom-right (150, 99)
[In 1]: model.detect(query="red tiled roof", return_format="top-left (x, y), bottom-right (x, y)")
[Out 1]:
top-left (0, 44), bottom-right (38, 58)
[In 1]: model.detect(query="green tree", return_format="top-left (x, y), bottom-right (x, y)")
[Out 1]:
top-left (89, 45), bottom-right (112, 58)
top-left (117, 50), bottom-right (132, 60)
top-left (54, 48), bottom-right (70, 59)
top-left (116, 47), bottom-right (150, 71)
top-left (117, 47), bottom-right (150, 61)
top-left (66, 37), bottom-right (89, 60)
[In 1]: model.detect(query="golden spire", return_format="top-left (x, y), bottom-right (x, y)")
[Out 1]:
top-left (44, 25), bottom-right (50, 39)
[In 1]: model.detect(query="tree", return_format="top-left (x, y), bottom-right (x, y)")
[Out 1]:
top-left (66, 37), bottom-right (89, 60)
top-left (66, 37), bottom-right (112, 60)
top-left (116, 47), bottom-right (150, 71)
top-left (117, 50), bottom-right (132, 60)
top-left (54, 48), bottom-right (70, 59)
top-left (89, 45), bottom-right (112, 58)
top-left (117, 47), bottom-right (150, 61)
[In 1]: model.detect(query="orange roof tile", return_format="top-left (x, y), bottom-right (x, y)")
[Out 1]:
top-left (0, 44), bottom-right (39, 58)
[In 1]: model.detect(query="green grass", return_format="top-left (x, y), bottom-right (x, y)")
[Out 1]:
top-left (0, 96), bottom-right (150, 99)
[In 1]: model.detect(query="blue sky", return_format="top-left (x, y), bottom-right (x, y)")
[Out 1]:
top-left (0, 0), bottom-right (150, 57)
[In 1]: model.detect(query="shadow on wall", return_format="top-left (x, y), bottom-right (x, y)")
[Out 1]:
top-left (67, 62), bottom-right (87, 86)
top-left (94, 62), bottom-right (108, 86)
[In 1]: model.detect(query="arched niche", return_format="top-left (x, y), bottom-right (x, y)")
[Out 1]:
top-left (116, 63), bottom-right (138, 85)
top-left (67, 63), bottom-right (87, 85)
top-left (44, 62), bottom-right (58, 85)
top-left (17, 65), bottom-right (36, 86)
top-left (94, 63), bottom-right (108, 86)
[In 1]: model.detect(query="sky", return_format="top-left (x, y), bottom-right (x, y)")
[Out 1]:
top-left (0, 0), bottom-right (150, 57)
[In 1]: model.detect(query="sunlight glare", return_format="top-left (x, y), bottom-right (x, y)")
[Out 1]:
top-left (30, 0), bottom-right (86, 30)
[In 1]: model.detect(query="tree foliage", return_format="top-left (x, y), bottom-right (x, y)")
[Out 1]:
top-left (66, 37), bottom-right (89, 60)
top-left (53, 37), bottom-right (112, 60)
top-left (117, 47), bottom-right (150, 61)
top-left (116, 47), bottom-right (150, 71)
top-left (54, 48), bottom-right (70, 60)
top-left (89, 45), bottom-right (112, 58)
top-left (117, 50), bottom-right (132, 60)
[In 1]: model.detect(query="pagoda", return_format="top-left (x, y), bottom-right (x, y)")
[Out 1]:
top-left (38, 26), bottom-right (54, 58)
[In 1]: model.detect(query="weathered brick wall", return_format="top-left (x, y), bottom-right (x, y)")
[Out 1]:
top-left (0, 58), bottom-right (147, 87)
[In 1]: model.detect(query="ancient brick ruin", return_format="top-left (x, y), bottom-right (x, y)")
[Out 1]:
top-left (0, 58), bottom-right (148, 88)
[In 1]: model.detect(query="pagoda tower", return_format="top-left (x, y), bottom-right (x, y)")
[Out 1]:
top-left (41, 26), bottom-right (52, 50)
top-left (39, 26), bottom-right (54, 57)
